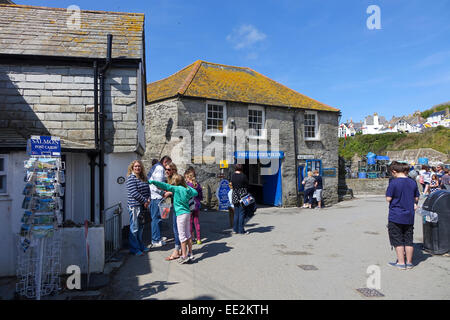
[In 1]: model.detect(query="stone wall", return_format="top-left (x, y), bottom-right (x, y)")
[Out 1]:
top-left (0, 64), bottom-right (140, 153)
top-left (386, 148), bottom-right (449, 165)
top-left (143, 97), bottom-right (340, 208)
top-left (344, 178), bottom-right (389, 195)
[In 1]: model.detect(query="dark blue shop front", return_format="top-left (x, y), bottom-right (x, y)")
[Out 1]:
top-left (234, 151), bottom-right (284, 207)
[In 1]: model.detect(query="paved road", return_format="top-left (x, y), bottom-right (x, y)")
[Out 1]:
top-left (104, 196), bottom-right (450, 300)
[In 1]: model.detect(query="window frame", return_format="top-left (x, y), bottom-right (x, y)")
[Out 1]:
top-left (205, 100), bottom-right (227, 137)
top-left (304, 110), bottom-right (320, 141)
top-left (0, 154), bottom-right (8, 195)
top-left (247, 105), bottom-right (266, 139)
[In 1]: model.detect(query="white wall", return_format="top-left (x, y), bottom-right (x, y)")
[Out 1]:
top-left (0, 151), bottom-right (27, 276)
top-left (104, 152), bottom-right (139, 227)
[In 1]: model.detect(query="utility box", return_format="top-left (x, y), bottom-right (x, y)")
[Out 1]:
top-left (421, 190), bottom-right (450, 254)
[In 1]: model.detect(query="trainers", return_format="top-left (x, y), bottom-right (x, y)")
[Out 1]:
top-left (196, 240), bottom-right (202, 245)
top-left (406, 263), bottom-right (414, 270)
top-left (135, 251), bottom-right (144, 256)
top-left (178, 256), bottom-right (190, 264)
top-left (151, 240), bottom-right (166, 247)
top-left (388, 262), bottom-right (406, 270)
top-left (142, 247), bottom-right (150, 253)
top-left (188, 252), bottom-right (194, 261)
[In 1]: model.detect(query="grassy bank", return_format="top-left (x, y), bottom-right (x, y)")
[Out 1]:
top-left (339, 126), bottom-right (450, 161)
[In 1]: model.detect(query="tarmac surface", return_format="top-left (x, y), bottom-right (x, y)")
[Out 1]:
top-left (104, 195), bottom-right (450, 300)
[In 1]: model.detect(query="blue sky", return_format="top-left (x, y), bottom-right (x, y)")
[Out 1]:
top-left (19, 0), bottom-right (450, 123)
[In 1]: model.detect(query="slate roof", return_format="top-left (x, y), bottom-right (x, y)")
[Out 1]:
top-left (147, 60), bottom-right (339, 112)
top-left (0, 4), bottom-right (144, 59)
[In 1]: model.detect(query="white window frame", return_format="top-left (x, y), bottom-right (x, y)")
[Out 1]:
top-left (304, 110), bottom-right (320, 141)
top-left (247, 105), bottom-right (266, 139)
top-left (0, 154), bottom-right (8, 195)
top-left (205, 100), bottom-right (227, 136)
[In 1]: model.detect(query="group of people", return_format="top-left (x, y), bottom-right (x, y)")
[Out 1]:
top-left (415, 164), bottom-right (449, 195)
top-left (386, 161), bottom-right (449, 270)
top-left (126, 156), bottom-right (203, 264)
top-left (125, 157), bottom-right (254, 264)
top-left (301, 170), bottom-right (323, 209)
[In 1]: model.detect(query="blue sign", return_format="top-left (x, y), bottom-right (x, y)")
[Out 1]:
top-left (216, 179), bottom-right (231, 211)
top-left (234, 151), bottom-right (284, 159)
top-left (27, 136), bottom-right (61, 157)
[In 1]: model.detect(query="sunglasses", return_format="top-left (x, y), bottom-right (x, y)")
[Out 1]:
top-left (165, 168), bottom-right (172, 171)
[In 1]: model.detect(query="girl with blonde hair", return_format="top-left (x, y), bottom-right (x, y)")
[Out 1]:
top-left (149, 173), bottom-right (198, 264)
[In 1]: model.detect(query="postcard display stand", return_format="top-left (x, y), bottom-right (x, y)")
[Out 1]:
top-left (16, 136), bottom-right (64, 300)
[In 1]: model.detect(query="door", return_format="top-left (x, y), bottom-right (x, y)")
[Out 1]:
top-left (262, 159), bottom-right (282, 206)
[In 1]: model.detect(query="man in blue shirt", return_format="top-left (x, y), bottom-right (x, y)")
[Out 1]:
top-left (386, 161), bottom-right (420, 270)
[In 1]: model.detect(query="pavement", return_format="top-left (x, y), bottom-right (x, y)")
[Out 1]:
top-left (102, 195), bottom-right (450, 300)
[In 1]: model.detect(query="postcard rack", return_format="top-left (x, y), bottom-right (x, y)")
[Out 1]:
top-left (16, 155), bottom-right (65, 300)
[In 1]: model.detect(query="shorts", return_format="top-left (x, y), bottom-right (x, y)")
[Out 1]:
top-left (388, 221), bottom-right (414, 247)
top-left (313, 189), bottom-right (323, 201)
top-left (176, 213), bottom-right (191, 243)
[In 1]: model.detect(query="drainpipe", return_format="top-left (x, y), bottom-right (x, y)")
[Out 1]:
top-left (293, 110), bottom-right (300, 207)
top-left (98, 34), bottom-right (113, 224)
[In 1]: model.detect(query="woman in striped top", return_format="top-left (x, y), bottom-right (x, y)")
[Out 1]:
top-left (126, 160), bottom-right (151, 256)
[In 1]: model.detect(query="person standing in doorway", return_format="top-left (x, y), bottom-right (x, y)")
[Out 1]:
top-left (148, 156), bottom-right (172, 247)
top-left (313, 170), bottom-right (323, 209)
top-left (126, 160), bottom-right (151, 256)
top-left (231, 164), bottom-right (250, 235)
top-left (302, 171), bottom-right (316, 209)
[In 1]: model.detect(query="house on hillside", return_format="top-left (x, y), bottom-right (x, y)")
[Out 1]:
top-left (338, 119), bottom-right (362, 137)
top-left (0, 4), bottom-right (147, 276)
top-left (425, 109), bottom-right (450, 128)
top-left (144, 60), bottom-right (340, 208)
top-left (361, 113), bottom-right (387, 134)
top-left (382, 112), bottom-right (426, 133)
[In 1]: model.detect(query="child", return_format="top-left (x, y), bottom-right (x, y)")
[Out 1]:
top-left (149, 174), bottom-right (198, 264)
top-left (386, 161), bottom-right (420, 270)
top-left (228, 182), bottom-right (234, 228)
top-left (184, 168), bottom-right (203, 245)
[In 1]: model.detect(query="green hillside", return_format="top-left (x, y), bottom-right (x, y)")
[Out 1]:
top-left (421, 103), bottom-right (450, 119)
top-left (339, 126), bottom-right (450, 161)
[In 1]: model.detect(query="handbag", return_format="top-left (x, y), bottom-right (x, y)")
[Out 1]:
top-left (189, 197), bottom-right (195, 212)
top-left (240, 193), bottom-right (255, 207)
top-left (158, 199), bottom-right (171, 219)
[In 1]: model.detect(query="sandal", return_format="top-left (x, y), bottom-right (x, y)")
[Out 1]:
top-left (165, 254), bottom-right (180, 261)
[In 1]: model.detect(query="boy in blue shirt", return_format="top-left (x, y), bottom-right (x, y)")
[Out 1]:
top-left (386, 161), bottom-right (420, 270)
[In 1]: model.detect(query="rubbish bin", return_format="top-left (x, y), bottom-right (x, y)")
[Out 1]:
top-left (421, 190), bottom-right (450, 254)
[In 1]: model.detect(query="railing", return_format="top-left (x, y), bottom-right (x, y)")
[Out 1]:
top-left (104, 203), bottom-right (122, 262)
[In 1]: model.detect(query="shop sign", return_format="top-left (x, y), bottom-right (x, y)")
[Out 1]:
top-left (297, 154), bottom-right (315, 160)
top-left (322, 168), bottom-right (337, 177)
top-left (216, 179), bottom-right (231, 211)
top-left (27, 136), bottom-right (61, 157)
top-left (235, 151), bottom-right (284, 159)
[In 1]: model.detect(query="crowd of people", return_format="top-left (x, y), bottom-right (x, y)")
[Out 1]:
top-left (125, 156), bottom-right (253, 264)
top-left (413, 163), bottom-right (449, 195)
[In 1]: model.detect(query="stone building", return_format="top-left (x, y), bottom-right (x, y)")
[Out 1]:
top-left (0, 4), bottom-right (146, 276)
top-left (144, 60), bottom-right (340, 208)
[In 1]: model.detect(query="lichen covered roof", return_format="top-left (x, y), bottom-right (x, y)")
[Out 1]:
top-left (147, 60), bottom-right (339, 112)
top-left (0, 4), bottom-right (144, 59)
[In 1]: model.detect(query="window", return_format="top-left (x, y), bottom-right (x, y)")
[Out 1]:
top-left (249, 163), bottom-right (262, 185)
top-left (304, 111), bottom-right (319, 140)
top-left (206, 101), bottom-right (226, 135)
top-left (248, 105), bottom-right (265, 138)
top-left (0, 155), bottom-right (7, 194)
